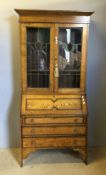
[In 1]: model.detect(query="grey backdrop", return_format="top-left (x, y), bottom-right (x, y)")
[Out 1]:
top-left (0, 0), bottom-right (106, 148)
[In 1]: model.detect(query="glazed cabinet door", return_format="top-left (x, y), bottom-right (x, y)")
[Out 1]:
top-left (54, 24), bottom-right (88, 93)
top-left (21, 23), bottom-right (54, 93)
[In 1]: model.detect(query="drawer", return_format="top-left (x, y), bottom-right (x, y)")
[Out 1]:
top-left (23, 137), bottom-right (86, 148)
top-left (22, 126), bottom-right (86, 136)
top-left (24, 116), bottom-right (85, 125)
top-left (22, 95), bottom-right (82, 115)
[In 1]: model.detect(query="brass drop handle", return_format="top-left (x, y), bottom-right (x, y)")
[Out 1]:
top-left (73, 140), bottom-right (78, 145)
top-left (74, 118), bottom-right (78, 123)
top-left (30, 129), bottom-right (35, 134)
top-left (54, 63), bottom-right (59, 78)
top-left (31, 141), bottom-right (36, 146)
top-left (73, 128), bottom-right (78, 133)
top-left (30, 119), bottom-right (34, 123)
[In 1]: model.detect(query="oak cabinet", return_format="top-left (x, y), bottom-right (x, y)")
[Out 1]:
top-left (15, 9), bottom-right (93, 166)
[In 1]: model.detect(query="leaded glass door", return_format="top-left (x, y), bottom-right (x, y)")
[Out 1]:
top-left (54, 24), bottom-right (86, 93)
top-left (22, 23), bottom-right (54, 92)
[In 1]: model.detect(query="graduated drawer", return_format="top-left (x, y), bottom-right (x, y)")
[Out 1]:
top-left (22, 126), bottom-right (86, 136)
top-left (23, 137), bottom-right (86, 148)
top-left (24, 116), bottom-right (85, 125)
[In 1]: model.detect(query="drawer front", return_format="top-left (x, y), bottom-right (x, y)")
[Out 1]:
top-left (23, 137), bottom-right (86, 148)
top-left (26, 99), bottom-right (81, 110)
top-left (22, 95), bottom-right (82, 115)
top-left (22, 126), bottom-right (86, 136)
top-left (24, 116), bottom-right (84, 125)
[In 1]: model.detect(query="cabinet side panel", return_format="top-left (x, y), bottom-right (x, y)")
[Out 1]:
top-left (20, 24), bottom-right (27, 91)
top-left (80, 24), bottom-right (89, 93)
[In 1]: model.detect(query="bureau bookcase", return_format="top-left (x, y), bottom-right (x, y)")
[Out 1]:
top-left (15, 9), bottom-right (93, 166)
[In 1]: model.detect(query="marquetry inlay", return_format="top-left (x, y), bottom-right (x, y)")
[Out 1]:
top-left (26, 98), bottom-right (81, 110)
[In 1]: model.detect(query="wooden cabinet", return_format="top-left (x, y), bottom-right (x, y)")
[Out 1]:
top-left (15, 9), bottom-right (93, 166)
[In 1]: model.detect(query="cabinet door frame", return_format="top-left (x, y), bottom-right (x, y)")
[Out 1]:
top-left (54, 23), bottom-right (88, 94)
top-left (20, 23), bottom-right (55, 94)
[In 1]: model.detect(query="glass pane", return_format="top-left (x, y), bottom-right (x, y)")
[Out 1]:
top-left (58, 28), bottom-right (82, 88)
top-left (27, 27), bottom-right (50, 88)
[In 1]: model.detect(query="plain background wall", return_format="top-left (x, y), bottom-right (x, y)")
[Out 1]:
top-left (0, 0), bottom-right (106, 148)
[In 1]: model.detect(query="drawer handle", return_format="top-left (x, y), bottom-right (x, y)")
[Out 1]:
top-left (31, 141), bottom-right (36, 146)
top-left (73, 140), bottom-right (78, 145)
top-left (30, 129), bottom-right (35, 134)
top-left (30, 119), bottom-right (34, 123)
top-left (74, 119), bottom-right (78, 123)
top-left (83, 118), bottom-right (86, 123)
top-left (73, 128), bottom-right (78, 133)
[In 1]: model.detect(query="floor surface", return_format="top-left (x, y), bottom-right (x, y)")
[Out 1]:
top-left (0, 147), bottom-right (106, 175)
